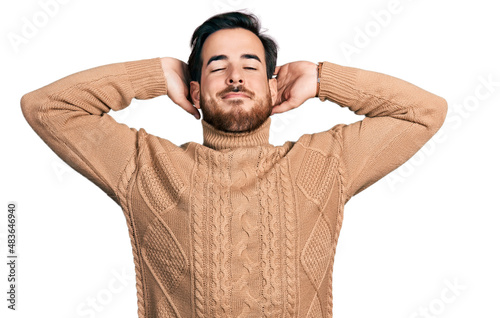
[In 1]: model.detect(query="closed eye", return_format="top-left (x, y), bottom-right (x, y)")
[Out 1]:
top-left (211, 67), bottom-right (256, 72)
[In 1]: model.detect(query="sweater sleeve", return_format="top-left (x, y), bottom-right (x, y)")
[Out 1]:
top-left (20, 57), bottom-right (168, 204)
top-left (317, 61), bottom-right (447, 201)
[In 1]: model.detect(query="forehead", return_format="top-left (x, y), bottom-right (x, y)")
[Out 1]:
top-left (201, 28), bottom-right (265, 65)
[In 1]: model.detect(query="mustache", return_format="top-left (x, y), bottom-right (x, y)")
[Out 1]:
top-left (217, 85), bottom-right (254, 99)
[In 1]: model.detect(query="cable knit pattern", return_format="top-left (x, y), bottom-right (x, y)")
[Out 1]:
top-left (191, 147), bottom-right (209, 317)
top-left (21, 57), bottom-right (447, 318)
top-left (306, 294), bottom-right (323, 318)
top-left (142, 217), bottom-right (188, 294)
top-left (116, 157), bottom-right (147, 318)
top-left (279, 159), bottom-right (298, 317)
top-left (156, 293), bottom-right (180, 318)
top-left (301, 214), bottom-right (334, 290)
top-left (230, 148), bottom-right (263, 317)
top-left (138, 153), bottom-right (185, 214)
top-left (297, 149), bottom-right (337, 209)
top-left (259, 162), bottom-right (280, 317)
top-left (209, 151), bottom-right (232, 316)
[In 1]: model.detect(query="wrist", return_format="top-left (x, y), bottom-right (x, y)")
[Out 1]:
top-left (315, 62), bottom-right (323, 97)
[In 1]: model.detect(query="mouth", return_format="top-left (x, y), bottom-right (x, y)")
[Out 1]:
top-left (223, 93), bottom-right (250, 99)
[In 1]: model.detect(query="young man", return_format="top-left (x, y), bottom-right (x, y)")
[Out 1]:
top-left (21, 11), bottom-right (447, 318)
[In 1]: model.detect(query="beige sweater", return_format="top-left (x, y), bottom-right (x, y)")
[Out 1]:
top-left (21, 57), bottom-right (447, 318)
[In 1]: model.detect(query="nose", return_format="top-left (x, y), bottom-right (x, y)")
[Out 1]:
top-left (226, 67), bottom-right (244, 86)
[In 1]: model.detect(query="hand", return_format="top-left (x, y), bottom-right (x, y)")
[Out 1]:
top-left (160, 57), bottom-right (200, 119)
top-left (272, 61), bottom-right (318, 115)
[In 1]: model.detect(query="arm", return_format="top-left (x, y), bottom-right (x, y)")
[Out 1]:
top-left (273, 61), bottom-right (447, 201)
top-left (20, 57), bottom-right (197, 204)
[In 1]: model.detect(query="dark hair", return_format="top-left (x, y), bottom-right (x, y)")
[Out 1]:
top-left (188, 11), bottom-right (278, 83)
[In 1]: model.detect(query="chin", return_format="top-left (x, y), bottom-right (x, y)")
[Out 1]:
top-left (201, 94), bottom-right (272, 133)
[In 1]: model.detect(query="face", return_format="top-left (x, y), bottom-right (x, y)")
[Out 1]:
top-left (190, 28), bottom-right (277, 133)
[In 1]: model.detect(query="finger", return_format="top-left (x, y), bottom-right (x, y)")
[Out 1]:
top-left (276, 87), bottom-right (290, 104)
top-left (186, 105), bottom-right (201, 120)
top-left (175, 97), bottom-right (200, 119)
top-left (271, 100), bottom-right (294, 115)
top-left (273, 66), bottom-right (281, 76)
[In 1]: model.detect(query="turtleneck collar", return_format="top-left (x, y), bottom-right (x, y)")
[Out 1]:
top-left (201, 117), bottom-right (272, 150)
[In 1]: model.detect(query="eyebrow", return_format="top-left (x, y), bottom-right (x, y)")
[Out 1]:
top-left (206, 54), bottom-right (262, 66)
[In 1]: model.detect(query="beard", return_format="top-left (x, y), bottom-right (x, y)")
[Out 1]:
top-left (200, 84), bottom-right (272, 133)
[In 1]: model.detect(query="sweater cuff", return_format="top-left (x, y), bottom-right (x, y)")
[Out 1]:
top-left (123, 57), bottom-right (168, 100)
top-left (318, 61), bottom-right (358, 107)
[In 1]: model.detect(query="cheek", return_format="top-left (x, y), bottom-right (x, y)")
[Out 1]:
top-left (252, 80), bottom-right (270, 97)
top-left (250, 74), bottom-right (269, 90)
top-left (202, 80), bottom-right (225, 98)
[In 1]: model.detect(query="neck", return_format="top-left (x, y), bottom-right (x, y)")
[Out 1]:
top-left (202, 118), bottom-right (272, 150)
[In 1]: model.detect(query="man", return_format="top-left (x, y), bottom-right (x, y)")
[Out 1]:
top-left (21, 11), bottom-right (447, 318)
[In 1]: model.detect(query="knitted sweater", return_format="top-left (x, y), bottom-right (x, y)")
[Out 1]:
top-left (21, 57), bottom-right (447, 318)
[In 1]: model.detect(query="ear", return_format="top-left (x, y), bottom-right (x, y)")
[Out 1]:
top-left (190, 81), bottom-right (201, 109)
top-left (268, 77), bottom-right (278, 106)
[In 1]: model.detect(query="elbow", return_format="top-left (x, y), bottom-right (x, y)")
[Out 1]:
top-left (435, 96), bottom-right (448, 129)
top-left (20, 92), bottom-right (32, 112)
top-left (20, 93), bottom-right (34, 124)
top-left (20, 91), bottom-right (42, 128)
top-left (424, 95), bottom-right (448, 133)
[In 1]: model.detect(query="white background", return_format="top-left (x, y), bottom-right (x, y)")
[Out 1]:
top-left (1, 0), bottom-right (499, 317)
